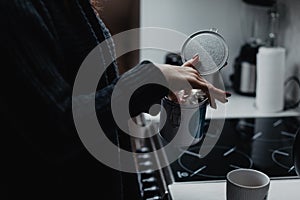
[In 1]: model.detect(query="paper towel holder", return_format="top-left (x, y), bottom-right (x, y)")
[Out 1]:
top-left (254, 75), bottom-right (300, 112)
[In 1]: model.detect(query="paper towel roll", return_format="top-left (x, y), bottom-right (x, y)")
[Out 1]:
top-left (255, 47), bottom-right (286, 112)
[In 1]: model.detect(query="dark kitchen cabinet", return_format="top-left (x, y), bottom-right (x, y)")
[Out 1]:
top-left (242, 0), bottom-right (275, 7)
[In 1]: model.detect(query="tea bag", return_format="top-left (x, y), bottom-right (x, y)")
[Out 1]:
top-left (169, 89), bottom-right (206, 105)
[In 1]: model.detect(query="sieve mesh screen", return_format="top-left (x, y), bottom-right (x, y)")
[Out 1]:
top-left (181, 31), bottom-right (228, 75)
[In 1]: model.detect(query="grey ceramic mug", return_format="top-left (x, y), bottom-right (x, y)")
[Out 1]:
top-left (226, 168), bottom-right (270, 200)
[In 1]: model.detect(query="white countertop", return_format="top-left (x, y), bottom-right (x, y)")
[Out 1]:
top-left (206, 90), bottom-right (300, 119)
top-left (168, 178), bottom-right (300, 200)
top-left (144, 90), bottom-right (300, 125)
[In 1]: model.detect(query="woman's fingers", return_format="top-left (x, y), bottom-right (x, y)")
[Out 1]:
top-left (183, 55), bottom-right (223, 108)
top-left (182, 54), bottom-right (200, 68)
top-left (193, 81), bottom-right (229, 109)
top-left (156, 59), bottom-right (230, 108)
top-left (201, 83), bottom-right (217, 109)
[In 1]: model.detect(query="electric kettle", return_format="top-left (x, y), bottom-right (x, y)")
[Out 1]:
top-left (230, 41), bottom-right (260, 96)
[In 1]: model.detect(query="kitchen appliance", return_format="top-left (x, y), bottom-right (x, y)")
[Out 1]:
top-left (165, 52), bottom-right (183, 66)
top-left (130, 115), bottom-right (300, 199)
top-left (231, 40), bottom-right (261, 96)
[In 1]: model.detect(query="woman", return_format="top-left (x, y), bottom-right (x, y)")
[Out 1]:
top-left (2, 0), bottom-right (229, 199)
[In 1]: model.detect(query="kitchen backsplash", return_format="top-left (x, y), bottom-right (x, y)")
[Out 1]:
top-left (277, 0), bottom-right (300, 105)
top-left (140, 0), bottom-right (299, 106)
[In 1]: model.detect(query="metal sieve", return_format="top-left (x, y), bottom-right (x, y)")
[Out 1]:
top-left (181, 28), bottom-right (229, 75)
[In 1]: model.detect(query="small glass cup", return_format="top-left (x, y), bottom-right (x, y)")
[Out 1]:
top-left (159, 93), bottom-right (208, 147)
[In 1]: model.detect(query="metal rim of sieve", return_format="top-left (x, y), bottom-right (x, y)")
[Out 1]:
top-left (181, 29), bottom-right (229, 75)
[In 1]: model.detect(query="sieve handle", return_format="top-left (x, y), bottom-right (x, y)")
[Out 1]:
top-left (210, 27), bottom-right (219, 33)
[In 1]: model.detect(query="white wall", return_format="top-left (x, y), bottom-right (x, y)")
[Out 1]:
top-left (278, 0), bottom-right (300, 105)
top-left (141, 0), bottom-right (299, 88)
top-left (140, 0), bottom-right (271, 86)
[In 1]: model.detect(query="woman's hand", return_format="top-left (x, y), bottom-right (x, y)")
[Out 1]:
top-left (156, 54), bottom-right (230, 109)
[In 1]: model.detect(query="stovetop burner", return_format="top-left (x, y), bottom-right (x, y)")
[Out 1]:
top-left (272, 146), bottom-right (294, 172)
top-left (167, 116), bottom-right (300, 182)
top-left (177, 145), bottom-right (253, 180)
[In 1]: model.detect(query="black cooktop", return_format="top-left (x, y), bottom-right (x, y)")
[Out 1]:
top-left (169, 116), bottom-right (300, 182)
